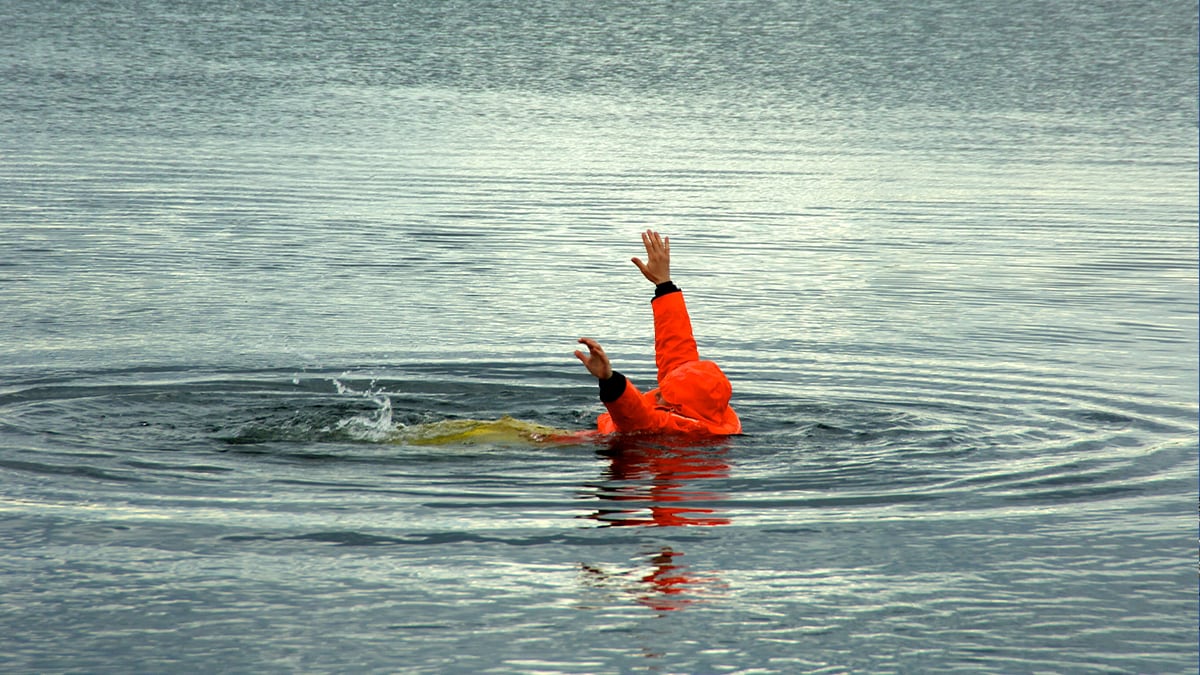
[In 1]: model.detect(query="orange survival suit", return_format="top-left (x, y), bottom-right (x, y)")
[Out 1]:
top-left (595, 282), bottom-right (741, 435)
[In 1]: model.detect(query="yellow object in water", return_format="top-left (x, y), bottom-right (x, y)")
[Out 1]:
top-left (395, 416), bottom-right (579, 447)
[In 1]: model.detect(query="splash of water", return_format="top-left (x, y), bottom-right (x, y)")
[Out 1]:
top-left (329, 377), bottom-right (398, 442)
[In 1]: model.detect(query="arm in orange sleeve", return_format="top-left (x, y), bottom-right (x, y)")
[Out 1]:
top-left (651, 283), bottom-right (700, 381)
top-left (598, 371), bottom-right (672, 432)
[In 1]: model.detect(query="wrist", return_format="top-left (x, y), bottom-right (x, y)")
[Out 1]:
top-left (598, 371), bottom-right (627, 402)
top-left (654, 280), bottom-right (680, 297)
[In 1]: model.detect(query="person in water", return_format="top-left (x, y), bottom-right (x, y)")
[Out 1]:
top-left (575, 230), bottom-right (742, 435)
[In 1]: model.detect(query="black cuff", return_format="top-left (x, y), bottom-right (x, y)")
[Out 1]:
top-left (654, 281), bottom-right (680, 298)
top-left (598, 371), bottom-right (627, 403)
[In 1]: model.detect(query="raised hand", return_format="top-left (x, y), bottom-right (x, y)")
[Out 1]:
top-left (631, 229), bottom-right (671, 284)
top-left (574, 337), bottom-right (613, 380)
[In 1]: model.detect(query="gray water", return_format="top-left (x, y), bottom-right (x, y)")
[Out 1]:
top-left (2, 1), bottom-right (1197, 673)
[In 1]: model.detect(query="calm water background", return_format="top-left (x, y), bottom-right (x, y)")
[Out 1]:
top-left (2, 1), bottom-right (1197, 673)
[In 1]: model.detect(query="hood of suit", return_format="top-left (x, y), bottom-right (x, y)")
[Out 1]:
top-left (657, 360), bottom-right (733, 423)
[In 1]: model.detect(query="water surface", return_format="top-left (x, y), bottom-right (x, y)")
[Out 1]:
top-left (1, 1), bottom-right (1197, 673)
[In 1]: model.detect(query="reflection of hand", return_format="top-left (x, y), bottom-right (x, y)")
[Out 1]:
top-left (632, 229), bottom-right (671, 284)
top-left (575, 337), bottom-right (613, 380)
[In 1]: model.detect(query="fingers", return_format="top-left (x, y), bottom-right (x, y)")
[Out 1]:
top-left (576, 338), bottom-right (612, 379)
top-left (577, 337), bottom-right (607, 361)
top-left (577, 337), bottom-right (603, 352)
top-left (640, 229), bottom-right (669, 256)
top-left (577, 338), bottom-right (610, 364)
top-left (641, 229), bottom-right (660, 255)
top-left (632, 257), bottom-right (652, 283)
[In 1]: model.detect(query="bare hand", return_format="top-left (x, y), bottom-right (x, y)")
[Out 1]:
top-left (574, 337), bottom-right (613, 380)
top-left (631, 229), bottom-right (671, 284)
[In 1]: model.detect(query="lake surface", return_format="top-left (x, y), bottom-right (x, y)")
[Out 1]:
top-left (2, 1), bottom-right (1197, 673)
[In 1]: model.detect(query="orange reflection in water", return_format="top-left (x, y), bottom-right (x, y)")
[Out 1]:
top-left (581, 546), bottom-right (722, 612)
top-left (579, 435), bottom-right (731, 612)
top-left (585, 435), bottom-right (731, 528)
